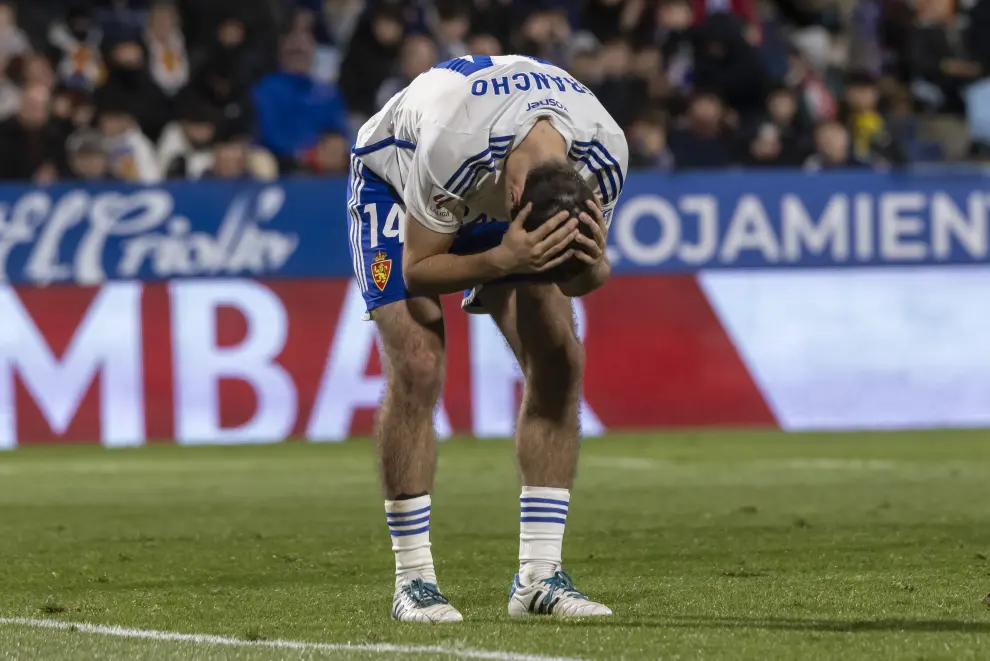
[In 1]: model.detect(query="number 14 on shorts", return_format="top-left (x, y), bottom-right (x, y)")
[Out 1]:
top-left (364, 203), bottom-right (405, 248)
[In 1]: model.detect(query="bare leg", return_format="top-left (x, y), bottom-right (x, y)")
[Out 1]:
top-left (481, 283), bottom-right (610, 616)
top-left (479, 282), bottom-right (583, 488)
top-left (373, 297), bottom-right (463, 623)
top-left (371, 296), bottom-right (446, 499)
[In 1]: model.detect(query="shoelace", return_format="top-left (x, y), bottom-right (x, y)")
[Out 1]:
top-left (403, 579), bottom-right (450, 607)
top-left (539, 570), bottom-right (588, 607)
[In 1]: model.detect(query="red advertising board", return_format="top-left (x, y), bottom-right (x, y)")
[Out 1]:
top-left (0, 277), bottom-right (773, 446)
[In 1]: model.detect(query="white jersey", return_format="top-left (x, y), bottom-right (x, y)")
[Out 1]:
top-left (353, 55), bottom-right (628, 234)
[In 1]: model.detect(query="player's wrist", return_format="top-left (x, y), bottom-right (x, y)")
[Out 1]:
top-left (486, 245), bottom-right (517, 277)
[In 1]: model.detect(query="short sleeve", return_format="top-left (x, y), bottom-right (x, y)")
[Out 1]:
top-left (575, 131), bottom-right (628, 232)
top-left (404, 125), bottom-right (487, 234)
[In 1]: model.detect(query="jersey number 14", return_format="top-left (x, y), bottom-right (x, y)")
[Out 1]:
top-left (364, 203), bottom-right (404, 247)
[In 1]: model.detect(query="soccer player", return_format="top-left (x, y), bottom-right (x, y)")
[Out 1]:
top-left (348, 54), bottom-right (627, 622)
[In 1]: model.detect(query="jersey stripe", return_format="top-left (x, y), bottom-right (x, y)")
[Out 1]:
top-left (444, 146), bottom-right (491, 192)
top-left (571, 140), bottom-right (625, 189)
top-left (457, 138), bottom-right (513, 195)
top-left (347, 154), bottom-right (368, 291)
top-left (568, 141), bottom-right (624, 204)
top-left (570, 152), bottom-right (610, 204)
top-left (445, 135), bottom-right (515, 196)
top-left (433, 55), bottom-right (494, 76)
top-left (569, 146), bottom-right (616, 203)
top-left (352, 136), bottom-right (417, 156)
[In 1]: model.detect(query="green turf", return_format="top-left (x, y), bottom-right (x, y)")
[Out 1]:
top-left (0, 431), bottom-right (989, 660)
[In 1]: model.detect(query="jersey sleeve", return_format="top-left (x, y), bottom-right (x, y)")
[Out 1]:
top-left (572, 132), bottom-right (629, 231)
top-left (404, 125), bottom-right (489, 234)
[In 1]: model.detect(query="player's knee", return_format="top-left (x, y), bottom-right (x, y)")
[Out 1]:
top-left (525, 333), bottom-right (584, 401)
top-left (390, 344), bottom-right (445, 404)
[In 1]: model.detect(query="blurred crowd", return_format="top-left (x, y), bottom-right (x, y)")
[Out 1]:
top-left (1, 0), bottom-right (989, 183)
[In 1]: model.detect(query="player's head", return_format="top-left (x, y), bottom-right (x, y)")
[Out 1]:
top-left (512, 161), bottom-right (598, 282)
top-left (512, 161), bottom-right (597, 228)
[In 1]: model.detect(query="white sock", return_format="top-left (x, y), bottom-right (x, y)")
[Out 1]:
top-left (519, 486), bottom-right (569, 582)
top-left (385, 494), bottom-right (437, 587)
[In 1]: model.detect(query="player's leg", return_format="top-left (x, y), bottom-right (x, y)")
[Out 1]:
top-left (348, 156), bottom-right (461, 623)
top-left (477, 282), bottom-right (612, 617)
top-left (372, 298), bottom-right (461, 622)
top-left (372, 299), bottom-right (444, 501)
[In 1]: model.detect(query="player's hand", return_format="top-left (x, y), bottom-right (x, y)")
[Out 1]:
top-left (571, 199), bottom-right (608, 266)
top-left (493, 202), bottom-right (580, 275)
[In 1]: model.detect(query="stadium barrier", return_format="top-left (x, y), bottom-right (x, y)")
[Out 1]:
top-left (1, 171), bottom-right (988, 446)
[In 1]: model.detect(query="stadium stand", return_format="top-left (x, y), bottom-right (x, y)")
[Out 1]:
top-left (0, 0), bottom-right (985, 182)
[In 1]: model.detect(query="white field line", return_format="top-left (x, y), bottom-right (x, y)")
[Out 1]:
top-left (0, 617), bottom-right (585, 661)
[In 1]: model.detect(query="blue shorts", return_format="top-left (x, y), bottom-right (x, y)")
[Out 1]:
top-left (347, 157), bottom-right (510, 315)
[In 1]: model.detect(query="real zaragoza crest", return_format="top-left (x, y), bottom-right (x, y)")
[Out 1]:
top-left (370, 251), bottom-right (392, 291)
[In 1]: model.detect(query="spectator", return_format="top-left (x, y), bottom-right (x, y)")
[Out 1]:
top-left (96, 30), bottom-right (171, 140)
top-left (691, 0), bottom-right (758, 35)
top-left (692, 13), bottom-right (768, 118)
top-left (763, 83), bottom-right (812, 161)
top-left (301, 130), bottom-right (350, 175)
top-left (0, 83), bottom-right (67, 183)
top-left (652, 0), bottom-right (694, 91)
top-left (97, 91), bottom-right (161, 183)
top-left (567, 32), bottom-right (603, 87)
top-left (736, 121), bottom-right (794, 167)
top-left (631, 44), bottom-right (669, 107)
top-left (157, 94), bottom-right (219, 178)
top-left (848, 0), bottom-right (884, 79)
top-left (21, 53), bottom-right (57, 91)
top-left (0, 1), bottom-right (30, 62)
top-left (467, 33), bottom-right (502, 57)
top-left (324, 0), bottom-right (366, 47)
top-left (514, 4), bottom-right (569, 66)
top-left (910, 0), bottom-right (982, 114)
top-left (667, 91), bottom-right (734, 169)
top-left (97, 0), bottom-right (149, 39)
top-left (192, 59), bottom-right (255, 137)
top-left (784, 45), bottom-right (837, 123)
top-left (627, 109), bottom-right (675, 170)
top-left (587, 38), bottom-right (647, 130)
top-left (804, 120), bottom-right (874, 171)
top-left (198, 134), bottom-right (278, 180)
top-left (252, 30), bottom-right (348, 170)
top-left (842, 71), bottom-right (902, 164)
top-left (469, 0), bottom-right (513, 49)
top-left (65, 129), bottom-right (112, 181)
top-left (202, 136), bottom-right (250, 179)
top-left (189, 14), bottom-right (260, 91)
top-left (145, 1), bottom-right (189, 97)
top-left (376, 34), bottom-right (438, 112)
top-left (431, 0), bottom-right (470, 61)
top-left (48, 3), bottom-right (106, 92)
top-left (338, 5), bottom-right (404, 121)
top-left (583, 0), bottom-right (646, 43)
top-left (291, 0), bottom-right (333, 45)
top-left (51, 86), bottom-right (96, 132)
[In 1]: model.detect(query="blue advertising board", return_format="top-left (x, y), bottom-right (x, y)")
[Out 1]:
top-left (1, 170), bottom-right (988, 286)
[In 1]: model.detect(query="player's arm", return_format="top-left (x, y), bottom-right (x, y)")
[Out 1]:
top-left (403, 204), bottom-right (580, 296)
top-left (558, 199), bottom-right (612, 297)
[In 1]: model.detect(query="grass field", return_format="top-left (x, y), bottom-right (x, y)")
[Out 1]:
top-left (0, 431), bottom-right (989, 660)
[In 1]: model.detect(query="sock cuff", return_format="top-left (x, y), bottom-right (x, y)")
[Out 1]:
top-left (520, 486), bottom-right (569, 524)
top-left (386, 494), bottom-right (431, 538)
top-left (520, 486), bottom-right (570, 505)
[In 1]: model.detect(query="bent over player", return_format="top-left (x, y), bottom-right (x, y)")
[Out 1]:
top-left (347, 54), bottom-right (627, 622)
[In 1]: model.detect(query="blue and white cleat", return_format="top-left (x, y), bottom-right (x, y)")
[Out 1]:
top-left (391, 577), bottom-right (463, 623)
top-left (508, 569), bottom-right (612, 617)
